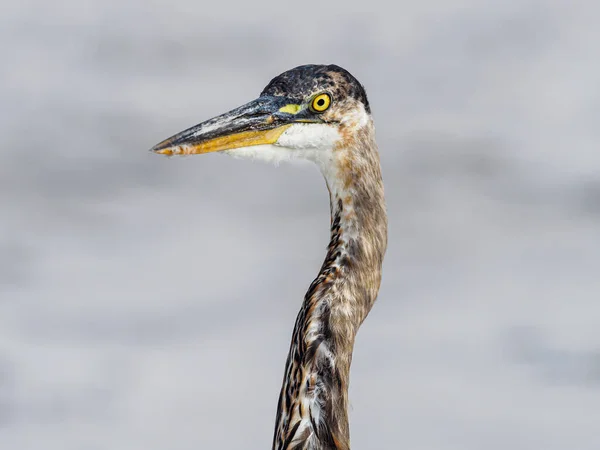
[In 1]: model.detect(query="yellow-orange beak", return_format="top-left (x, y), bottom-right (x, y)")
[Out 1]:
top-left (150, 96), bottom-right (319, 156)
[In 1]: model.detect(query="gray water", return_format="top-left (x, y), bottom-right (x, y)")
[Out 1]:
top-left (1, 1), bottom-right (600, 449)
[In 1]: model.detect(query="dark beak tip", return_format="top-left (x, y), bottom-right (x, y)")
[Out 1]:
top-left (149, 137), bottom-right (177, 156)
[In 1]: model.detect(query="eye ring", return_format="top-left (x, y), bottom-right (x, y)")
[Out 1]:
top-left (310, 93), bottom-right (332, 113)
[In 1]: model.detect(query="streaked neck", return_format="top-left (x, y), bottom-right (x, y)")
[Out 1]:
top-left (273, 122), bottom-right (387, 450)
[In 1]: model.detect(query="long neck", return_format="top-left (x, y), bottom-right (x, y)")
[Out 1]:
top-left (272, 124), bottom-right (387, 450)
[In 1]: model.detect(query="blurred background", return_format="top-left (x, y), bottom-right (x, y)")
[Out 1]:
top-left (1, 0), bottom-right (600, 449)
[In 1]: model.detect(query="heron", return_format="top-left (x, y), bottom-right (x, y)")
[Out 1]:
top-left (151, 64), bottom-right (387, 450)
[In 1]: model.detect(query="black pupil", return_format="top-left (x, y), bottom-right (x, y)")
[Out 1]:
top-left (317, 98), bottom-right (325, 106)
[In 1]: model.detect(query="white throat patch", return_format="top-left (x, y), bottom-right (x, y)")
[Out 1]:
top-left (224, 123), bottom-right (341, 166)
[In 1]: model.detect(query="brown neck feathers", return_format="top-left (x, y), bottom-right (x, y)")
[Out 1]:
top-left (273, 121), bottom-right (387, 450)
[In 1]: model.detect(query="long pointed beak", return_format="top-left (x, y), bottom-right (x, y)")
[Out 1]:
top-left (150, 96), bottom-right (315, 156)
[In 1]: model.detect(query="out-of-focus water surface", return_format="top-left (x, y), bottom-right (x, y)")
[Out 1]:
top-left (1, 1), bottom-right (600, 448)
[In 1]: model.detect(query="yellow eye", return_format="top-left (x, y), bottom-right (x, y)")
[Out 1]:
top-left (310, 93), bottom-right (331, 113)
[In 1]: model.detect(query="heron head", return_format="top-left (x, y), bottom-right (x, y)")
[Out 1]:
top-left (150, 64), bottom-right (372, 166)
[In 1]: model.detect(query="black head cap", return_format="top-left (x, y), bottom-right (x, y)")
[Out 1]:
top-left (260, 64), bottom-right (371, 114)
